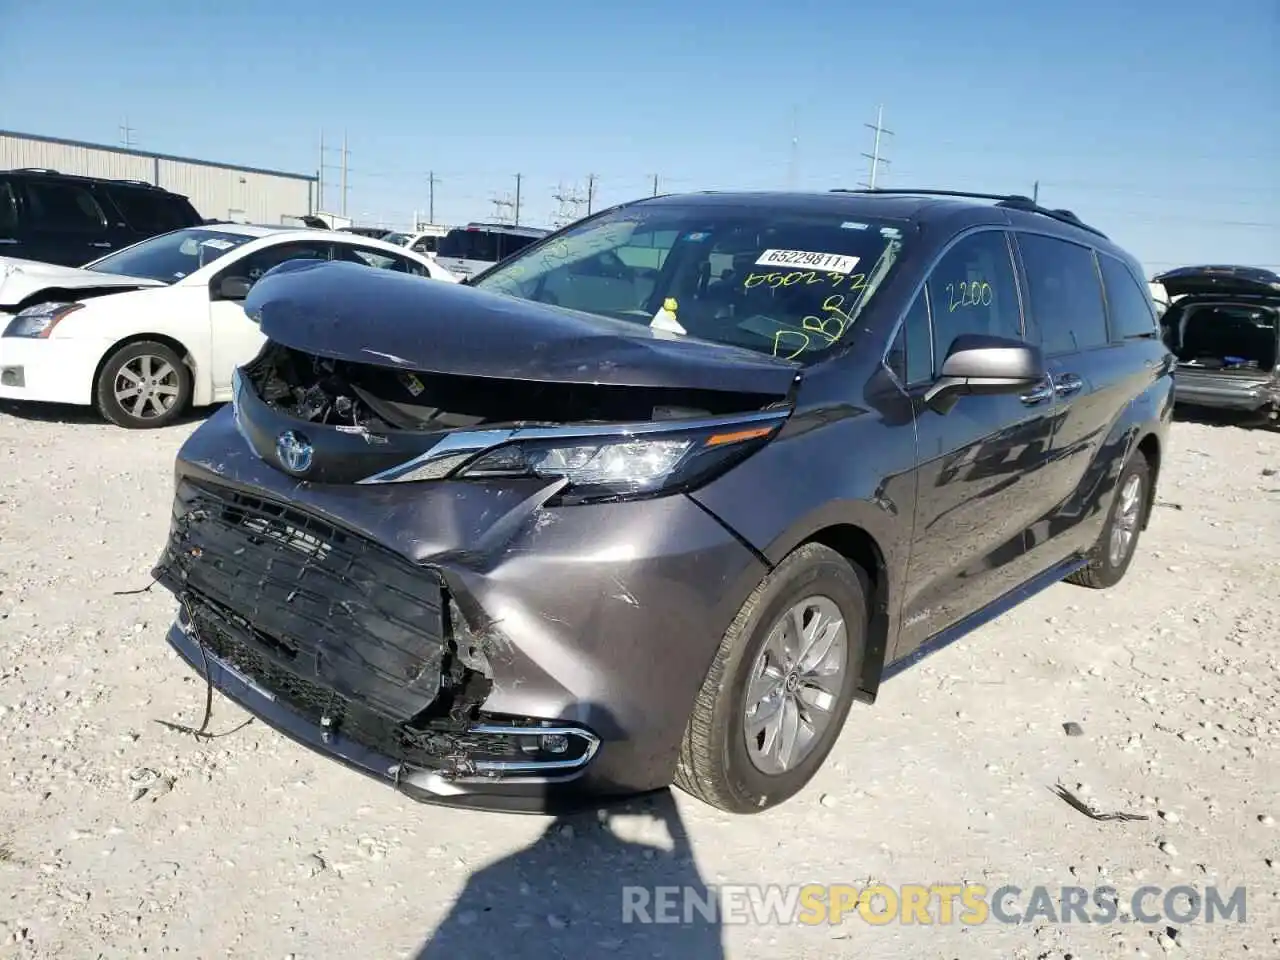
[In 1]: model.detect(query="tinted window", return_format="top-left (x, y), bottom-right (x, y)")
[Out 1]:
top-left (0, 180), bottom-right (17, 235)
top-left (439, 228), bottom-right (499, 261)
top-left (411, 235), bottom-right (439, 254)
top-left (87, 228), bottom-right (254, 282)
top-left (23, 181), bottom-right (106, 232)
top-left (498, 233), bottom-right (540, 259)
top-left (1017, 234), bottom-right (1109, 354)
top-left (472, 205), bottom-right (908, 364)
top-left (886, 289), bottom-right (934, 384)
top-left (925, 230), bottom-right (1022, 367)
top-left (1098, 254), bottom-right (1158, 340)
top-left (106, 187), bottom-right (197, 234)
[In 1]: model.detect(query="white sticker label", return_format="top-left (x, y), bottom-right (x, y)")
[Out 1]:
top-left (754, 249), bottom-right (860, 274)
top-left (200, 238), bottom-right (235, 250)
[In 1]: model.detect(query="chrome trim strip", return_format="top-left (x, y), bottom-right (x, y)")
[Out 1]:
top-left (357, 407), bottom-right (792, 484)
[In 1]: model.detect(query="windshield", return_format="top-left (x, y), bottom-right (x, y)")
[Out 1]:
top-left (87, 228), bottom-right (254, 283)
top-left (470, 204), bottom-right (907, 363)
top-left (382, 232), bottom-right (411, 245)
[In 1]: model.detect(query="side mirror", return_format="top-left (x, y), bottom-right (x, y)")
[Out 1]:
top-left (217, 276), bottom-right (253, 301)
top-left (923, 334), bottom-right (1045, 409)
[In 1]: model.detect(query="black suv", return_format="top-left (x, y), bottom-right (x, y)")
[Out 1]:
top-left (150, 188), bottom-right (1174, 815)
top-left (0, 168), bottom-right (203, 266)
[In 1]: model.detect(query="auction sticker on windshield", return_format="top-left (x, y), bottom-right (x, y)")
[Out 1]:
top-left (755, 249), bottom-right (860, 274)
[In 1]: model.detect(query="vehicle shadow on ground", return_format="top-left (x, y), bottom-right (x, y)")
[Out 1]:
top-left (1172, 405), bottom-right (1276, 432)
top-left (413, 789), bottom-right (723, 960)
top-left (0, 398), bottom-right (220, 427)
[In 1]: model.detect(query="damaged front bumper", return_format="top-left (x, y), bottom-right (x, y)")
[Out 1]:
top-left (152, 405), bottom-right (769, 812)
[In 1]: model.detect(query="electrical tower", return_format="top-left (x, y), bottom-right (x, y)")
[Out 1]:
top-left (119, 118), bottom-right (138, 150)
top-left (858, 105), bottom-right (893, 189)
top-left (551, 180), bottom-right (586, 227)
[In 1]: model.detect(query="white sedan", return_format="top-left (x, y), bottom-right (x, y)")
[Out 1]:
top-left (0, 224), bottom-right (459, 428)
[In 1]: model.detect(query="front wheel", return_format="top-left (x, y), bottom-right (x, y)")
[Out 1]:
top-left (94, 340), bottom-right (192, 429)
top-left (674, 543), bottom-right (868, 814)
top-left (1066, 452), bottom-right (1151, 589)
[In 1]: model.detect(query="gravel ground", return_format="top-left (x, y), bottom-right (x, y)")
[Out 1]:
top-left (0, 401), bottom-right (1277, 960)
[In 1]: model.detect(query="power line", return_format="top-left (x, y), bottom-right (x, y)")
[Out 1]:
top-left (551, 180), bottom-right (586, 227)
top-left (858, 105), bottom-right (892, 189)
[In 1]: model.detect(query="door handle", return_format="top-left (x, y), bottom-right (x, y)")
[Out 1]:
top-left (1020, 382), bottom-right (1054, 405)
top-left (88, 241), bottom-right (112, 249)
top-left (1054, 373), bottom-right (1084, 397)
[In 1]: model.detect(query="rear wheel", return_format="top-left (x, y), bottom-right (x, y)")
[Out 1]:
top-left (1066, 452), bottom-right (1151, 589)
top-left (674, 543), bottom-right (868, 814)
top-left (95, 340), bottom-right (192, 429)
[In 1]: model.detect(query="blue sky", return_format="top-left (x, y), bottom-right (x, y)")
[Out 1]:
top-left (2, 0), bottom-right (1277, 274)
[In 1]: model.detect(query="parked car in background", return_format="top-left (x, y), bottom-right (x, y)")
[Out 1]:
top-left (0, 224), bottom-right (457, 428)
top-left (150, 187), bottom-right (1172, 815)
top-left (435, 221), bottom-right (549, 278)
top-left (0, 167), bottom-right (203, 267)
top-left (1155, 265), bottom-right (1280, 426)
top-left (382, 225), bottom-right (448, 257)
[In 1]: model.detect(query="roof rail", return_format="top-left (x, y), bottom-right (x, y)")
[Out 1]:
top-left (830, 187), bottom-right (1109, 239)
top-left (111, 178), bottom-right (163, 189)
top-left (11, 167), bottom-right (60, 174)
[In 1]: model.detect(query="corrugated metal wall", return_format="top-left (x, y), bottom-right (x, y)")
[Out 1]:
top-left (0, 132), bottom-right (315, 225)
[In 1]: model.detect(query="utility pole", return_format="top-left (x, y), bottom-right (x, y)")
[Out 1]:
top-left (859, 104), bottom-right (893, 189)
top-left (427, 170), bottom-right (440, 224)
top-left (318, 130), bottom-right (325, 212)
top-left (513, 173), bottom-right (522, 226)
top-left (119, 118), bottom-right (138, 150)
top-left (651, 174), bottom-right (660, 197)
top-left (586, 173), bottom-right (598, 215)
top-left (1032, 180), bottom-right (1040, 204)
top-left (340, 131), bottom-right (349, 217)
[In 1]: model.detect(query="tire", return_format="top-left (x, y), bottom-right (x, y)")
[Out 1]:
top-left (1065, 451), bottom-right (1151, 589)
top-left (674, 542), bottom-right (868, 814)
top-left (94, 340), bottom-right (192, 429)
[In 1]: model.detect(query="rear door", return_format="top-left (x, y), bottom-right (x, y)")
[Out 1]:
top-left (16, 178), bottom-right (114, 265)
top-left (1013, 233), bottom-right (1147, 564)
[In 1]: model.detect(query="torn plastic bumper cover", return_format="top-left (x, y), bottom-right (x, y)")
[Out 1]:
top-left (151, 479), bottom-right (600, 804)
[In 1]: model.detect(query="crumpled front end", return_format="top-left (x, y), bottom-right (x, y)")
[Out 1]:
top-left (150, 328), bottom-right (787, 810)
top-left (151, 474), bottom-right (605, 810)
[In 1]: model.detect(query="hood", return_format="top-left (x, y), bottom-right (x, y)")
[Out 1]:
top-left (243, 258), bottom-right (802, 396)
top-left (0, 257), bottom-right (165, 309)
top-left (1152, 265), bottom-right (1280, 300)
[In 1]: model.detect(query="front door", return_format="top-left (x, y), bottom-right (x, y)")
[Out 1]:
top-left (207, 240), bottom-right (332, 398)
top-left (896, 229), bottom-right (1058, 657)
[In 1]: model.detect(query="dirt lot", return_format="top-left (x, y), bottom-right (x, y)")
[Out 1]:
top-left (0, 403), bottom-right (1277, 959)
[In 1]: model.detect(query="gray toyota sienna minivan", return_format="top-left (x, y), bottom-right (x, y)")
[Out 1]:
top-left (151, 188), bottom-right (1173, 814)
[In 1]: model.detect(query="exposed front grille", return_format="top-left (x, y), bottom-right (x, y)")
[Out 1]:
top-left (155, 480), bottom-right (447, 721)
top-left (185, 599), bottom-right (518, 771)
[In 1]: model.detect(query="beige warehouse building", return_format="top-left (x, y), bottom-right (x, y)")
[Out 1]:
top-left (0, 129), bottom-right (316, 225)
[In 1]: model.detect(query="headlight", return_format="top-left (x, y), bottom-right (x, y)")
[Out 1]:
top-left (2, 301), bottom-right (84, 338)
top-left (452, 419), bottom-right (785, 503)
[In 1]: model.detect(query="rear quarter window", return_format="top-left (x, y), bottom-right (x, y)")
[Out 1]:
top-left (0, 180), bottom-right (18, 234)
top-left (1098, 254), bottom-right (1159, 340)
